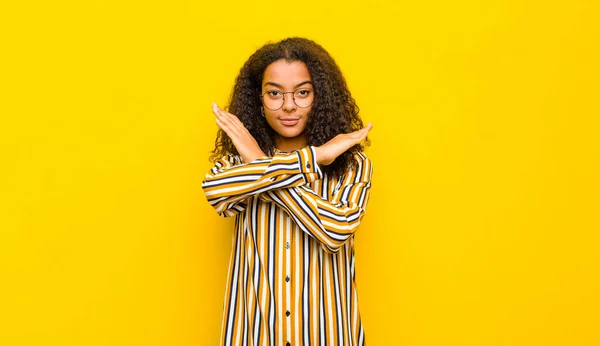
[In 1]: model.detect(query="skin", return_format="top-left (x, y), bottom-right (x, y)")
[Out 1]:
top-left (212, 59), bottom-right (372, 165)
top-left (261, 60), bottom-right (313, 152)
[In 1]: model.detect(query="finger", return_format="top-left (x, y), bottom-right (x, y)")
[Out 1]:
top-left (349, 123), bottom-right (372, 136)
top-left (349, 127), bottom-right (369, 139)
top-left (215, 114), bottom-right (250, 156)
top-left (213, 103), bottom-right (245, 130)
top-left (212, 103), bottom-right (227, 122)
top-left (356, 123), bottom-right (372, 138)
top-left (213, 105), bottom-right (239, 133)
top-left (219, 108), bottom-right (246, 130)
top-left (215, 117), bottom-right (231, 134)
top-left (351, 124), bottom-right (372, 143)
top-left (213, 106), bottom-right (236, 134)
top-left (220, 113), bottom-right (244, 138)
top-left (214, 109), bottom-right (245, 142)
top-left (361, 124), bottom-right (373, 138)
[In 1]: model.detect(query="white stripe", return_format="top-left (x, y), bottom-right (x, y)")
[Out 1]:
top-left (319, 249), bottom-right (326, 346)
top-left (285, 217), bottom-right (291, 342)
top-left (205, 174), bottom-right (305, 198)
top-left (208, 164), bottom-right (268, 177)
top-left (277, 210), bottom-right (284, 346)
top-left (202, 174), bottom-right (262, 187)
top-left (332, 255), bottom-right (344, 344)
top-left (311, 240), bottom-right (319, 344)
top-left (294, 225), bottom-right (300, 346)
top-left (225, 227), bottom-right (241, 345)
top-left (265, 162), bottom-right (301, 174)
top-left (322, 219), bottom-right (359, 233)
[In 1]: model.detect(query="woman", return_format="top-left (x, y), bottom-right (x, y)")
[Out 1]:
top-left (202, 37), bottom-right (373, 346)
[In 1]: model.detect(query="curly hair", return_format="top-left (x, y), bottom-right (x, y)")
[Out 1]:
top-left (210, 37), bottom-right (370, 178)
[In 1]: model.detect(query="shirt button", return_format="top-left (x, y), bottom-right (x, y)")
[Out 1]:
top-left (286, 310), bottom-right (290, 317)
top-left (306, 163), bottom-right (311, 169)
top-left (286, 343), bottom-right (291, 346)
top-left (285, 276), bottom-right (290, 282)
top-left (286, 242), bottom-right (290, 249)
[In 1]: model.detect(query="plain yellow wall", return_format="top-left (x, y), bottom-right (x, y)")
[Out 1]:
top-left (1, 0), bottom-right (599, 345)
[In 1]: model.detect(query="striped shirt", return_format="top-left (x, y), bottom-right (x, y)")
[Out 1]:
top-left (202, 146), bottom-right (373, 346)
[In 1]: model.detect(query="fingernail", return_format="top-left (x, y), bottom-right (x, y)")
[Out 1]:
top-left (212, 102), bottom-right (218, 110)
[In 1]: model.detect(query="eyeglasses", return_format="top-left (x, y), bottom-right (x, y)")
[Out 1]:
top-left (260, 89), bottom-right (315, 110)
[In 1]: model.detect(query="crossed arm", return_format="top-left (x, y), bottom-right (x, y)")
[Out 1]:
top-left (202, 103), bottom-right (373, 252)
top-left (201, 148), bottom-right (372, 253)
top-left (201, 146), bottom-right (323, 217)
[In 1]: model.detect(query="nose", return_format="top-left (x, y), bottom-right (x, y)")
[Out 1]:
top-left (282, 93), bottom-right (297, 112)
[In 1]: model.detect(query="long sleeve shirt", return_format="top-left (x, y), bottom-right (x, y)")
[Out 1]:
top-left (201, 146), bottom-right (373, 346)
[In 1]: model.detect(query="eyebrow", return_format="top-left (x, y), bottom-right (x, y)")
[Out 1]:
top-left (263, 81), bottom-right (313, 88)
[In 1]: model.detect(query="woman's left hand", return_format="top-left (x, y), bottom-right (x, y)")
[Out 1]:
top-left (211, 102), bottom-right (266, 163)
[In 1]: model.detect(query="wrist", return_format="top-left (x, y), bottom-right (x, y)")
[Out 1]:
top-left (242, 151), bottom-right (266, 164)
top-left (313, 146), bottom-right (323, 165)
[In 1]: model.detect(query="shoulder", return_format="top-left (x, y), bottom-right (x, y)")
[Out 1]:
top-left (352, 151), bottom-right (373, 171)
top-left (352, 151), bottom-right (371, 164)
top-left (337, 151), bottom-right (373, 182)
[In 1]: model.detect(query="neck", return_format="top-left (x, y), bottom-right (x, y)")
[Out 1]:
top-left (275, 135), bottom-right (307, 153)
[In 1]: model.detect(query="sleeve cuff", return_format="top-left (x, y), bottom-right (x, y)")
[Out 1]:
top-left (296, 146), bottom-right (323, 183)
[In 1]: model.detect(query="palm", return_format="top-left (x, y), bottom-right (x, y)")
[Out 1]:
top-left (211, 103), bottom-right (266, 163)
top-left (317, 123), bottom-right (372, 165)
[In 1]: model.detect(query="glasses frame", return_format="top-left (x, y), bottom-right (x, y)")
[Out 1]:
top-left (260, 89), bottom-right (315, 111)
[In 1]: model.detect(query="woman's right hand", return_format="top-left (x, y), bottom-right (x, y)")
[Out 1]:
top-left (315, 123), bottom-right (373, 166)
top-left (212, 102), bottom-right (266, 163)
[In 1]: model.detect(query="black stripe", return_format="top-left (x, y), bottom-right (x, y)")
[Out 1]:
top-left (331, 253), bottom-right (343, 346)
top-left (207, 174), bottom-right (305, 205)
top-left (287, 188), bottom-right (322, 233)
top-left (268, 190), bottom-right (319, 242)
top-left (302, 233), bottom-right (311, 346)
top-left (251, 198), bottom-right (262, 346)
top-left (268, 203), bottom-right (276, 345)
top-left (319, 249), bottom-right (327, 346)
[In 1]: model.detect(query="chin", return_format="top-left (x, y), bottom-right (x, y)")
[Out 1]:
top-left (277, 127), bottom-right (306, 138)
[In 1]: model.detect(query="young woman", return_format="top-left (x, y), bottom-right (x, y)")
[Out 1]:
top-left (202, 37), bottom-right (373, 346)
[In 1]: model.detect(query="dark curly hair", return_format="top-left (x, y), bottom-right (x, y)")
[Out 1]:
top-left (210, 37), bottom-right (370, 178)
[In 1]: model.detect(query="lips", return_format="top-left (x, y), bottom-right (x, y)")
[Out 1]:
top-left (280, 118), bottom-right (300, 126)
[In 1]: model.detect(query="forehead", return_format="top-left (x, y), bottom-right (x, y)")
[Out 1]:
top-left (262, 60), bottom-right (312, 86)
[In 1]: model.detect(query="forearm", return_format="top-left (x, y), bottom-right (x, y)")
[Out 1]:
top-left (202, 146), bottom-right (322, 214)
top-left (260, 182), bottom-right (371, 253)
top-left (259, 152), bottom-right (373, 252)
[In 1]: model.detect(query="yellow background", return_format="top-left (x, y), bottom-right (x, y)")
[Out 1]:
top-left (1, 0), bottom-right (599, 345)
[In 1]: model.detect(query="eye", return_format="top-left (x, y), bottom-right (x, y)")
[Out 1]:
top-left (296, 89), bottom-right (312, 97)
top-left (267, 90), bottom-right (281, 97)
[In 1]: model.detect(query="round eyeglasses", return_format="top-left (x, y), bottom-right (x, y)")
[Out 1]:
top-left (260, 89), bottom-right (315, 110)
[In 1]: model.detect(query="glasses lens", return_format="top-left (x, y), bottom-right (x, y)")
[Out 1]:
top-left (293, 89), bottom-right (314, 108)
top-left (263, 91), bottom-right (284, 110)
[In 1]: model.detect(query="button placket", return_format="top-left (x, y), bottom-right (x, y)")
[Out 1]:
top-left (284, 221), bottom-right (292, 343)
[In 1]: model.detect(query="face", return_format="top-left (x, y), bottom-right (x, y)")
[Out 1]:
top-left (261, 59), bottom-right (314, 150)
